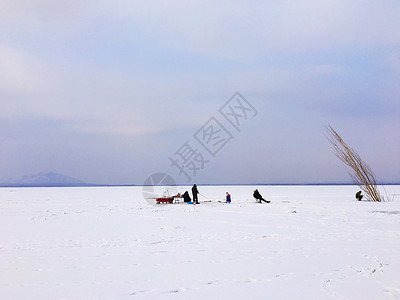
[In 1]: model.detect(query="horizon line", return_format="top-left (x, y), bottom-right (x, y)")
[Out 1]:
top-left (1, 182), bottom-right (399, 188)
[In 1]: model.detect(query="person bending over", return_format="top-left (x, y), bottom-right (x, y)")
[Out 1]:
top-left (355, 190), bottom-right (363, 201)
top-left (253, 189), bottom-right (270, 203)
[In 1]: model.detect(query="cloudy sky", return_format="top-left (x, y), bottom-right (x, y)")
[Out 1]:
top-left (1, 1), bottom-right (399, 185)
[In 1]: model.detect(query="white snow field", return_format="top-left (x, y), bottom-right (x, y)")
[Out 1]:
top-left (1, 185), bottom-right (400, 300)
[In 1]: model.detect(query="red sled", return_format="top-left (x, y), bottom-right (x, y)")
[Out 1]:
top-left (155, 196), bottom-right (182, 204)
top-left (156, 197), bottom-right (172, 204)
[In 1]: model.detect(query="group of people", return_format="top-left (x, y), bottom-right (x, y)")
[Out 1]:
top-left (174, 186), bottom-right (365, 204)
top-left (179, 184), bottom-right (200, 204)
top-left (177, 185), bottom-right (270, 204)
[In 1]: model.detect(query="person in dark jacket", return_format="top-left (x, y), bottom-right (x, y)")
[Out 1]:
top-left (192, 184), bottom-right (199, 204)
top-left (355, 190), bottom-right (363, 201)
top-left (226, 192), bottom-right (231, 203)
top-left (182, 191), bottom-right (191, 202)
top-left (253, 189), bottom-right (270, 203)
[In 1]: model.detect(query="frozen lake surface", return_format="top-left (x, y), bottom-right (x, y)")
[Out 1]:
top-left (1, 185), bottom-right (400, 299)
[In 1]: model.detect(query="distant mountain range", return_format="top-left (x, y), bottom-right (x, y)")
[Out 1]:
top-left (0, 172), bottom-right (97, 187)
top-left (0, 173), bottom-right (397, 187)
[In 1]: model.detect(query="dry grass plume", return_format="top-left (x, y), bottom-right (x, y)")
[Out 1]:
top-left (325, 125), bottom-right (384, 202)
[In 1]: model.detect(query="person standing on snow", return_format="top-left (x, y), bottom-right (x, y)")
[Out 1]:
top-left (226, 192), bottom-right (231, 203)
top-left (192, 184), bottom-right (199, 204)
top-left (253, 189), bottom-right (270, 203)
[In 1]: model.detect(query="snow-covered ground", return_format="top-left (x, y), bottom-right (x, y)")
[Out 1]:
top-left (1, 185), bottom-right (399, 299)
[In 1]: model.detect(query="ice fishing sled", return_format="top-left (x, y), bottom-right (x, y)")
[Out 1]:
top-left (155, 194), bottom-right (184, 204)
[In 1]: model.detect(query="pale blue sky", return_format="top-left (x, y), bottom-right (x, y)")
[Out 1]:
top-left (1, 1), bottom-right (399, 184)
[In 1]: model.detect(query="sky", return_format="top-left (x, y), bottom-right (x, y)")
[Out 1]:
top-left (1, 1), bottom-right (399, 185)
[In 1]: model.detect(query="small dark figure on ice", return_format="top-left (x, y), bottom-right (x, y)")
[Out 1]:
top-left (253, 189), bottom-right (270, 203)
top-left (355, 190), bottom-right (363, 201)
top-left (182, 191), bottom-right (191, 202)
top-left (226, 192), bottom-right (231, 203)
top-left (192, 184), bottom-right (199, 204)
